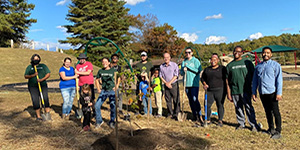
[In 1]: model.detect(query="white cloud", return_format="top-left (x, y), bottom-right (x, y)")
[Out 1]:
top-left (205, 36), bottom-right (227, 44)
top-left (56, 0), bottom-right (70, 6)
top-left (204, 13), bottom-right (223, 20)
top-left (30, 29), bottom-right (44, 32)
top-left (123, 0), bottom-right (146, 5)
top-left (25, 41), bottom-right (72, 50)
top-left (281, 28), bottom-right (293, 31)
top-left (56, 25), bottom-right (70, 36)
top-left (128, 26), bottom-right (139, 32)
top-left (180, 33), bottom-right (198, 42)
top-left (248, 32), bottom-right (263, 40)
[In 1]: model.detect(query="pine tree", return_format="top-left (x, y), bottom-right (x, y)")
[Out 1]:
top-left (0, 0), bottom-right (36, 47)
top-left (59, 0), bottom-right (131, 66)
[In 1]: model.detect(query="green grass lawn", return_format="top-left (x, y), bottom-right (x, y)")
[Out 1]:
top-left (0, 48), bottom-right (100, 86)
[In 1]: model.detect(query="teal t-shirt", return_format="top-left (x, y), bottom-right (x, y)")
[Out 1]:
top-left (226, 58), bottom-right (254, 94)
top-left (152, 77), bottom-right (162, 93)
top-left (96, 68), bottom-right (116, 91)
top-left (181, 57), bottom-right (202, 87)
top-left (24, 64), bottom-right (51, 87)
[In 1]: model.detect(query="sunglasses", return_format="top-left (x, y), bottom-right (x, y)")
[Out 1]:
top-left (185, 52), bottom-right (192, 54)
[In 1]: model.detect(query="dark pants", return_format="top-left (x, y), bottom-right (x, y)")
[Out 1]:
top-left (185, 87), bottom-right (201, 120)
top-left (164, 82), bottom-right (180, 117)
top-left (206, 88), bottom-right (225, 121)
top-left (260, 92), bottom-right (282, 133)
top-left (28, 86), bottom-right (50, 110)
top-left (83, 111), bottom-right (91, 127)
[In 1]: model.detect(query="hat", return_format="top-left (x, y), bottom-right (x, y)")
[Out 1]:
top-left (77, 53), bottom-right (88, 59)
top-left (141, 52), bottom-right (147, 56)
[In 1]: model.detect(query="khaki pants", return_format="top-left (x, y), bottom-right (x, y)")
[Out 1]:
top-left (154, 91), bottom-right (162, 115)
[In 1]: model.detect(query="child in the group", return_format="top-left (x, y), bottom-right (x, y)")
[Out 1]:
top-left (80, 84), bottom-right (93, 131)
top-left (151, 69), bottom-right (162, 117)
top-left (139, 72), bottom-right (152, 115)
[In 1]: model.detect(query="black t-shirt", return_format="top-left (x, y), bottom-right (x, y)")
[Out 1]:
top-left (201, 65), bottom-right (226, 90)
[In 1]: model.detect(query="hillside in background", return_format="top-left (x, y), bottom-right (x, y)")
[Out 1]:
top-left (0, 48), bottom-right (100, 85)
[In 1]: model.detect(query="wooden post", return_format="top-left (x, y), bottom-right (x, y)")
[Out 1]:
top-left (114, 72), bottom-right (119, 150)
top-left (60, 49), bottom-right (63, 53)
top-left (294, 51), bottom-right (297, 70)
top-left (56, 46), bottom-right (58, 52)
top-left (10, 39), bottom-right (13, 48)
top-left (47, 44), bottom-right (49, 51)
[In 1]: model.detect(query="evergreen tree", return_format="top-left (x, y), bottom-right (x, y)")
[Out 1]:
top-left (59, 0), bottom-right (131, 66)
top-left (0, 0), bottom-right (36, 47)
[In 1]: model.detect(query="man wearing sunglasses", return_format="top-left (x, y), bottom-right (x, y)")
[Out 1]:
top-left (180, 48), bottom-right (203, 124)
top-left (226, 46), bottom-right (260, 131)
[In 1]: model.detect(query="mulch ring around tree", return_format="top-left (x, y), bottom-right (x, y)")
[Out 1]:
top-left (92, 128), bottom-right (210, 150)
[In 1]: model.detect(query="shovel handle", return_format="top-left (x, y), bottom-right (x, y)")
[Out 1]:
top-left (34, 65), bottom-right (45, 106)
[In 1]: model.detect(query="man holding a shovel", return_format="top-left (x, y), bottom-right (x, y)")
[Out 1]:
top-left (160, 52), bottom-right (180, 120)
top-left (24, 54), bottom-right (51, 121)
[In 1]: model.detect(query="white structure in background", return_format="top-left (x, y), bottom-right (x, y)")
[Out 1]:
top-left (56, 46), bottom-right (58, 52)
top-left (32, 41), bottom-right (35, 50)
top-left (10, 39), bottom-right (13, 48)
top-left (60, 48), bottom-right (63, 53)
top-left (47, 44), bottom-right (49, 51)
top-left (130, 59), bottom-right (133, 66)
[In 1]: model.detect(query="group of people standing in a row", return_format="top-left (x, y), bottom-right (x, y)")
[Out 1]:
top-left (24, 45), bottom-right (283, 139)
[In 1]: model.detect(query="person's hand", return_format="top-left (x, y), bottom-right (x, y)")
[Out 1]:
top-left (75, 69), bottom-right (80, 75)
top-left (97, 89), bottom-right (101, 94)
top-left (166, 82), bottom-right (172, 89)
top-left (88, 102), bottom-right (93, 106)
top-left (252, 94), bottom-right (257, 102)
top-left (203, 84), bottom-right (209, 90)
top-left (183, 67), bottom-right (187, 72)
top-left (276, 95), bottom-right (282, 101)
top-left (227, 93), bottom-right (233, 102)
top-left (139, 97), bottom-right (142, 101)
top-left (33, 72), bottom-right (38, 77)
top-left (37, 79), bottom-right (43, 82)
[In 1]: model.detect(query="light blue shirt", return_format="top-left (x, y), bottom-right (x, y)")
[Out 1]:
top-left (180, 57), bottom-right (202, 87)
top-left (252, 59), bottom-right (283, 95)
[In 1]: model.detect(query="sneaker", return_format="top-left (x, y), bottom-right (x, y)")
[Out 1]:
top-left (83, 125), bottom-right (90, 131)
top-left (271, 131), bottom-right (281, 139)
top-left (109, 122), bottom-right (115, 129)
top-left (267, 128), bottom-right (276, 135)
top-left (217, 121), bottom-right (223, 127)
top-left (155, 114), bottom-right (162, 118)
top-left (95, 122), bottom-right (104, 129)
top-left (36, 118), bottom-right (43, 121)
top-left (235, 125), bottom-right (245, 130)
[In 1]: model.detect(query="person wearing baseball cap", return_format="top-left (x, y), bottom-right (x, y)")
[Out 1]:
top-left (135, 51), bottom-right (153, 115)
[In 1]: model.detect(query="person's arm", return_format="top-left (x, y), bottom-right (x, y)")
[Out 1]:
top-left (59, 72), bottom-right (77, 81)
top-left (37, 73), bottom-right (50, 82)
top-left (185, 59), bottom-right (200, 74)
top-left (275, 63), bottom-right (283, 101)
top-left (24, 72), bottom-right (38, 79)
top-left (226, 78), bottom-right (232, 102)
top-left (95, 78), bottom-right (101, 93)
top-left (201, 68), bottom-right (209, 90)
top-left (252, 67), bottom-right (258, 101)
top-left (76, 69), bottom-right (92, 76)
top-left (139, 83), bottom-right (142, 101)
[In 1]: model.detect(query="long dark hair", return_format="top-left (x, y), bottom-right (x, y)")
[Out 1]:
top-left (30, 54), bottom-right (41, 66)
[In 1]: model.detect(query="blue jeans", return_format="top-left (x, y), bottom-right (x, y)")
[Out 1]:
top-left (95, 90), bottom-right (116, 124)
top-left (142, 97), bottom-right (152, 115)
top-left (60, 87), bottom-right (76, 115)
top-left (185, 87), bottom-right (202, 119)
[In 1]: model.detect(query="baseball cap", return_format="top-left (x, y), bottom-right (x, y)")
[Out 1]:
top-left (141, 52), bottom-right (147, 56)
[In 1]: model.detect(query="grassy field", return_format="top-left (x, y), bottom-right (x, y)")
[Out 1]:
top-left (0, 48), bottom-right (300, 150)
top-left (0, 48), bottom-right (100, 86)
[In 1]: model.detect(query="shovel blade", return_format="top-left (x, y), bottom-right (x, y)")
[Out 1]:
top-left (75, 109), bottom-right (83, 119)
top-left (177, 112), bottom-right (187, 122)
top-left (41, 112), bottom-right (52, 121)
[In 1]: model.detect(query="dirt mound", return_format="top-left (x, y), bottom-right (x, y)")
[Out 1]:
top-left (92, 129), bottom-right (186, 150)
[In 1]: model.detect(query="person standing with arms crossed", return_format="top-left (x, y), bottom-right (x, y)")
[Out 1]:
top-left (160, 52), bottom-right (180, 119)
top-left (75, 53), bottom-right (95, 116)
top-left (180, 48), bottom-right (203, 124)
top-left (252, 47), bottom-right (283, 139)
top-left (226, 46), bottom-right (260, 131)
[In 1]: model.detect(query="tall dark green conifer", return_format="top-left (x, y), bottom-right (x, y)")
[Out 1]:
top-left (0, 0), bottom-right (36, 47)
top-left (60, 0), bottom-right (131, 66)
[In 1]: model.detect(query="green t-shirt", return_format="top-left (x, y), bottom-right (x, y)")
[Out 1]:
top-left (152, 77), bottom-right (162, 93)
top-left (226, 59), bottom-right (254, 94)
top-left (96, 68), bottom-right (115, 91)
top-left (136, 61), bottom-right (153, 75)
top-left (24, 64), bottom-right (51, 87)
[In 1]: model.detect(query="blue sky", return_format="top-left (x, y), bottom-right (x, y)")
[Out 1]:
top-left (27, 0), bottom-right (300, 50)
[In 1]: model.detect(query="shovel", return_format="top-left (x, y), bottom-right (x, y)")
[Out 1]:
top-left (178, 70), bottom-right (187, 122)
top-left (75, 78), bottom-right (83, 119)
top-left (34, 65), bottom-right (52, 121)
top-left (204, 90), bottom-right (208, 127)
